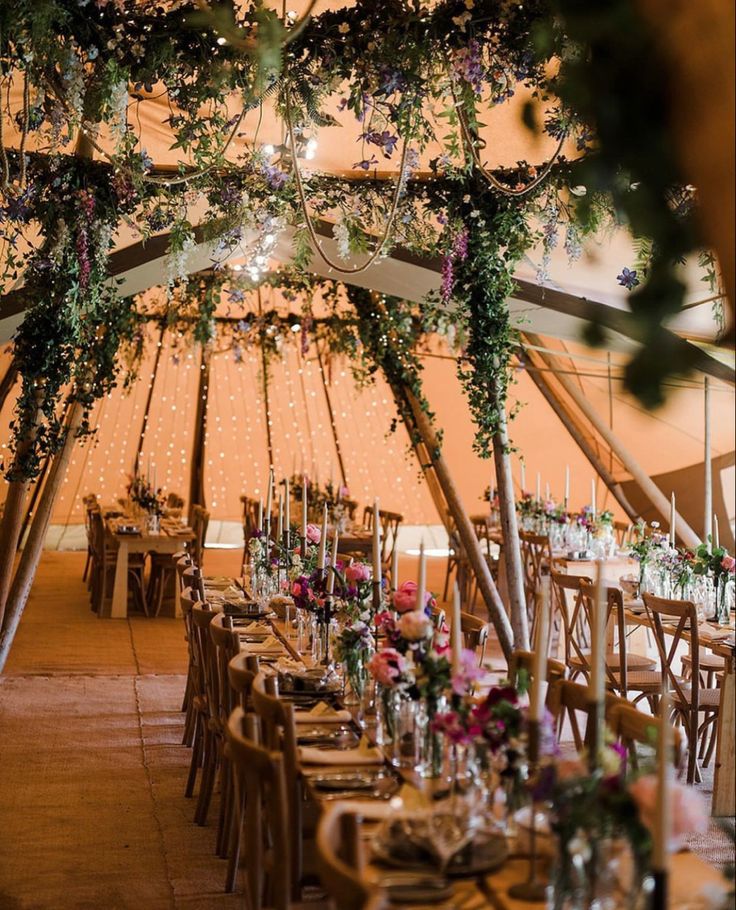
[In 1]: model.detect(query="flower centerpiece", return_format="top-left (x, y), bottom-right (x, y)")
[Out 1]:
top-left (693, 541), bottom-right (736, 623)
top-left (127, 474), bottom-right (162, 524)
top-left (548, 737), bottom-right (708, 909)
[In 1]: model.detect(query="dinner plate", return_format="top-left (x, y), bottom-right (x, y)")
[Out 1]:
top-left (373, 830), bottom-right (508, 879)
top-left (310, 772), bottom-right (379, 791)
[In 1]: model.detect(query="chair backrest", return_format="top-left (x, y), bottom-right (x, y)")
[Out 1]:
top-left (520, 533), bottom-right (553, 634)
top-left (166, 491), bottom-right (185, 509)
top-left (642, 593), bottom-right (702, 712)
top-left (227, 652), bottom-right (260, 709)
top-left (550, 571), bottom-right (594, 676)
top-left (470, 514), bottom-right (492, 557)
top-left (547, 679), bottom-right (628, 752)
top-left (175, 553), bottom-right (192, 591)
top-left (460, 611), bottom-right (490, 665)
top-left (608, 702), bottom-right (682, 771)
top-left (379, 509), bottom-right (402, 570)
top-left (209, 614), bottom-right (240, 722)
top-left (613, 520), bottom-right (635, 547)
top-left (226, 708), bottom-right (291, 910)
top-left (579, 580), bottom-right (630, 695)
top-left (316, 805), bottom-right (387, 910)
top-left (191, 604), bottom-right (218, 718)
top-left (251, 673), bottom-right (301, 891)
top-left (190, 505), bottom-right (210, 566)
top-left (509, 649), bottom-right (566, 691)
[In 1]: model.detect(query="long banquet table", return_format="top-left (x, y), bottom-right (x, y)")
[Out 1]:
top-left (216, 579), bottom-right (730, 909)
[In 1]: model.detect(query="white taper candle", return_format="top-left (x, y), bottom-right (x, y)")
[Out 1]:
top-left (327, 529), bottom-right (339, 595)
top-left (451, 581), bottom-right (462, 675)
top-left (416, 541), bottom-right (426, 612)
top-left (372, 499), bottom-right (381, 585)
top-left (669, 492), bottom-right (676, 546)
top-left (529, 577), bottom-right (550, 722)
top-left (589, 561), bottom-right (606, 703)
top-left (317, 503), bottom-right (328, 570)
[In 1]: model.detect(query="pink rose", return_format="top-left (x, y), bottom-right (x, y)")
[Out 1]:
top-left (367, 648), bottom-right (406, 686)
top-left (392, 580), bottom-right (432, 614)
top-left (398, 610), bottom-right (433, 641)
top-left (628, 774), bottom-right (709, 850)
top-left (305, 523), bottom-right (321, 544)
top-left (345, 562), bottom-right (371, 584)
top-left (721, 554), bottom-right (735, 573)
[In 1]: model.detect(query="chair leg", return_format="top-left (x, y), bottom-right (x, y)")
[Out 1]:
top-left (195, 727), bottom-right (217, 825)
top-left (216, 755), bottom-right (232, 858)
top-left (224, 789), bottom-right (245, 893)
top-left (185, 714), bottom-right (204, 798)
top-left (702, 714), bottom-right (718, 769)
top-left (687, 712), bottom-right (699, 784)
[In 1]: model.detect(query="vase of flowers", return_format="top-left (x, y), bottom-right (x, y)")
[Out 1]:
top-left (335, 619), bottom-right (374, 704)
top-left (693, 542), bottom-right (736, 624)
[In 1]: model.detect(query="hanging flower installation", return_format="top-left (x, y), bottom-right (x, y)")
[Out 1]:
top-left (0, 0), bottom-right (725, 478)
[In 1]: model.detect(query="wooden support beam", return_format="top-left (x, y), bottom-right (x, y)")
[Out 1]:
top-left (0, 386), bottom-right (44, 628)
top-left (491, 382), bottom-right (530, 652)
top-left (0, 358), bottom-right (18, 413)
top-left (525, 334), bottom-right (699, 545)
top-left (519, 345), bottom-right (639, 522)
top-left (133, 323), bottom-right (166, 477)
top-left (315, 340), bottom-right (349, 489)
top-left (187, 343), bottom-right (211, 522)
top-left (404, 389), bottom-right (514, 663)
top-left (0, 401), bottom-right (82, 671)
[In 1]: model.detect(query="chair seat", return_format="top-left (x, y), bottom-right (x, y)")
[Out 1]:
top-left (674, 685), bottom-right (721, 709)
top-left (609, 670), bottom-right (662, 691)
top-left (571, 652), bottom-right (656, 671)
top-left (681, 653), bottom-right (725, 672)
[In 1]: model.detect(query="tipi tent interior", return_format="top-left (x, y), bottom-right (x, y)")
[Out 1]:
top-left (0, 2), bottom-right (734, 908)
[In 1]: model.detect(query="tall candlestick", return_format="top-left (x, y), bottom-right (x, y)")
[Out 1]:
top-left (591, 478), bottom-right (596, 518)
top-left (329, 463), bottom-right (334, 496)
top-left (714, 513), bottom-right (720, 549)
top-left (276, 494), bottom-right (283, 542)
top-left (536, 472), bottom-right (541, 502)
top-left (704, 377), bottom-right (712, 544)
top-left (529, 577), bottom-right (550, 723)
top-left (284, 477), bottom-right (290, 547)
top-left (520, 460), bottom-right (526, 493)
top-left (257, 498), bottom-right (263, 533)
top-left (327, 530), bottom-right (339, 595)
top-left (652, 688), bottom-right (672, 874)
top-left (301, 476), bottom-right (308, 544)
top-left (265, 468), bottom-right (273, 535)
top-left (451, 581), bottom-right (462, 675)
top-left (317, 504), bottom-right (327, 570)
top-left (589, 562), bottom-right (606, 705)
top-left (669, 492), bottom-right (676, 546)
top-left (372, 499), bottom-right (381, 586)
top-left (416, 541), bottom-right (426, 613)
top-left (391, 545), bottom-right (399, 590)
top-left (564, 465), bottom-right (570, 507)
top-left (152, 463), bottom-right (156, 494)
top-left (545, 481), bottom-right (550, 502)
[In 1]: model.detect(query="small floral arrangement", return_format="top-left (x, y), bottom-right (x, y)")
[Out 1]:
top-left (127, 475), bottom-right (162, 514)
top-left (693, 541), bottom-right (736, 583)
top-left (392, 580), bottom-right (436, 614)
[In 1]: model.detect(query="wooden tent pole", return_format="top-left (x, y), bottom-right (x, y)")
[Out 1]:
top-left (491, 380), bottom-right (530, 651)
top-left (315, 341), bottom-right (348, 488)
top-left (187, 343), bottom-right (211, 522)
top-left (133, 323), bottom-right (166, 477)
top-left (0, 358), bottom-right (18, 414)
top-left (525, 334), bottom-right (700, 546)
top-left (0, 400), bottom-right (82, 671)
top-left (520, 346), bottom-right (639, 521)
top-left (403, 388), bottom-right (514, 662)
top-left (0, 385), bottom-right (44, 629)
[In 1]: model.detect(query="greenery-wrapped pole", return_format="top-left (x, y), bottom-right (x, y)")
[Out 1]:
top-left (0, 359), bottom-right (18, 413)
top-left (0, 400), bottom-right (83, 671)
top-left (491, 386), bottom-right (530, 652)
top-left (187, 342), bottom-right (211, 523)
top-left (404, 388), bottom-right (514, 663)
top-left (0, 384), bottom-right (45, 629)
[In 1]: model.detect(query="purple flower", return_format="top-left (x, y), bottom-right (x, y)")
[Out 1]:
top-left (263, 165), bottom-right (289, 190)
top-left (227, 288), bottom-right (245, 304)
top-left (617, 267), bottom-right (640, 290)
top-left (360, 130), bottom-right (399, 157)
top-left (140, 148), bottom-right (154, 173)
top-left (353, 156), bottom-right (378, 170)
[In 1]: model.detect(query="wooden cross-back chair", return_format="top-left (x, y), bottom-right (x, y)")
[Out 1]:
top-left (316, 805), bottom-right (388, 910)
top-left (460, 611), bottom-right (490, 666)
top-left (240, 495), bottom-right (261, 573)
top-left (190, 504), bottom-right (210, 567)
top-left (546, 679), bottom-right (630, 754)
top-left (613, 520), bottom-right (635, 548)
top-left (209, 614), bottom-right (241, 860)
top-left (147, 547), bottom-right (188, 618)
top-left (82, 494), bottom-right (99, 585)
top-left (608, 702), bottom-right (683, 773)
top-left (187, 603), bottom-right (219, 823)
top-left (222, 652), bottom-right (261, 892)
top-left (443, 512), bottom-right (473, 605)
top-left (642, 593), bottom-right (720, 784)
top-left (579, 581), bottom-right (660, 705)
top-left (89, 508), bottom-right (148, 616)
top-left (362, 507), bottom-right (403, 577)
top-left (550, 571), bottom-right (593, 680)
top-left (251, 673), bottom-right (303, 899)
top-left (226, 709), bottom-right (292, 910)
top-left (520, 532), bottom-right (553, 639)
top-left (468, 514), bottom-right (500, 610)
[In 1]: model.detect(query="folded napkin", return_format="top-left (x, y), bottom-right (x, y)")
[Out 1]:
top-left (299, 736), bottom-right (383, 766)
top-left (294, 701), bottom-right (352, 724)
top-left (240, 634), bottom-right (284, 653)
top-left (276, 657), bottom-right (304, 673)
top-left (237, 621), bottom-right (271, 635)
top-left (698, 625), bottom-right (734, 642)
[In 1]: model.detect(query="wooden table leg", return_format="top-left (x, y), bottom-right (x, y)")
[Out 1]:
top-left (712, 657), bottom-right (735, 817)
top-left (109, 541), bottom-right (130, 619)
